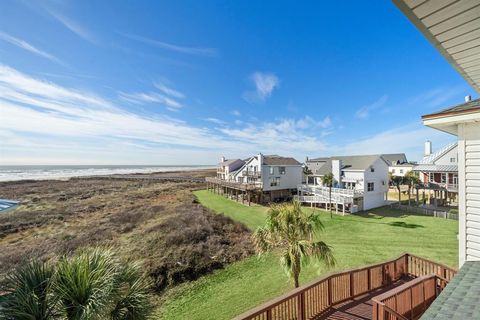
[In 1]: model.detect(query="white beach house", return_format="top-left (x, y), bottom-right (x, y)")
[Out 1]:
top-left (297, 154), bottom-right (392, 212)
top-left (207, 153), bottom-right (303, 204)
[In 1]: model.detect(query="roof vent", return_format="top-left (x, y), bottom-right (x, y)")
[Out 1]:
top-left (465, 95), bottom-right (472, 102)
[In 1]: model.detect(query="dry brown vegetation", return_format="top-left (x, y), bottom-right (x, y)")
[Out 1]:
top-left (0, 170), bottom-right (254, 291)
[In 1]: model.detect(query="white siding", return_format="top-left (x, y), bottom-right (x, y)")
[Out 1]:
top-left (434, 145), bottom-right (458, 165)
top-left (459, 123), bottom-right (480, 265)
top-left (261, 165), bottom-right (303, 191)
top-left (362, 158), bottom-right (389, 210)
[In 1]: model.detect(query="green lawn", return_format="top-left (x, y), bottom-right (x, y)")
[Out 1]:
top-left (157, 190), bottom-right (458, 320)
top-left (193, 189), bottom-right (268, 230)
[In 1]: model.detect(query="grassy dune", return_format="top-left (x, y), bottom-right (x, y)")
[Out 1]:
top-left (158, 190), bottom-right (458, 320)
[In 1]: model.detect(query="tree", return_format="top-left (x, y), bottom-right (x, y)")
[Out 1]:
top-left (253, 201), bottom-right (335, 288)
top-left (390, 174), bottom-right (404, 204)
top-left (321, 173), bottom-right (335, 218)
top-left (1, 248), bottom-right (152, 320)
top-left (404, 171), bottom-right (420, 206)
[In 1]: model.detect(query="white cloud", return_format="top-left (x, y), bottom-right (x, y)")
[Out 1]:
top-left (119, 91), bottom-right (182, 109)
top-left (203, 118), bottom-right (226, 125)
top-left (0, 31), bottom-right (64, 65)
top-left (409, 86), bottom-right (467, 109)
top-left (121, 33), bottom-right (218, 57)
top-left (49, 11), bottom-right (96, 44)
top-left (243, 72), bottom-right (279, 103)
top-left (154, 82), bottom-right (185, 99)
top-left (231, 110), bottom-right (241, 116)
top-left (355, 95), bottom-right (388, 119)
top-left (119, 81), bottom-right (185, 110)
top-left (0, 64), bottom-right (328, 164)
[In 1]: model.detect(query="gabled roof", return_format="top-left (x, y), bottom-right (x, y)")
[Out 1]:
top-left (381, 153), bottom-right (408, 165)
top-left (263, 155), bottom-right (301, 166)
top-left (307, 154), bottom-right (387, 175)
top-left (418, 142), bottom-right (457, 165)
top-left (218, 159), bottom-right (243, 166)
top-left (414, 164), bottom-right (457, 173)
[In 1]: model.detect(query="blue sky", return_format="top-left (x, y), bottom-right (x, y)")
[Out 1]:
top-left (0, 0), bottom-right (477, 165)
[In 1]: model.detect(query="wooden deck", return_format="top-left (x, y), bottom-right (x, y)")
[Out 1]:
top-left (317, 278), bottom-right (413, 319)
top-left (235, 254), bottom-right (457, 320)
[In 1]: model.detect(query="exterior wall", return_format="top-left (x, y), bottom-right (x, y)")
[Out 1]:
top-left (459, 122), bottom-right (480, 266)
top-left (434, 145), bottom-right (458, 165)
top-left (233, 156), bottom-right (262, 183)
top-left (262, 165), bottom-right (303, 192)
top-left (363, 158), bottom-right (389, 210)
top-left (389, 165), bottom-right (414, 177)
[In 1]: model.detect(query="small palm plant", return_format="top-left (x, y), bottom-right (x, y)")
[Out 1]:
top-left (1, 261), bottom-right (57, 320)
top-left (321, 173), bottom-right (335, 218)
top-left (253, 201), bottom-right (335, 288)
top-left (0, 248), bottom-right (152, 320)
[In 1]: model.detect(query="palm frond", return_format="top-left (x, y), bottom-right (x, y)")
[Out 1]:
top-left (1, 260), bottom-right (56, 320)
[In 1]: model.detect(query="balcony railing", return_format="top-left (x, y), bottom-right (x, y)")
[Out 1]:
top-left (417, 182), bottom-right (458, 192)
top-left (243, 170), bottom-right (261, 178)
top-left (234, 253), bottom-right (456, 320)
top-left (372, 274), bottom-right (448, 320)
top-left (205, 177), bottom-right (262, 191)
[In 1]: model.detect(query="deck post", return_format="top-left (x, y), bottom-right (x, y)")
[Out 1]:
top-left (297, 291), bottom-right (305, 320)
top-left (327, 278), bottom-right (332, 307)
top-left (350, 272), bottom-right (354, 297)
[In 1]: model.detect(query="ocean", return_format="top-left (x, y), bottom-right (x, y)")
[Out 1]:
top-left (0, 165), bottom-right (214, 182)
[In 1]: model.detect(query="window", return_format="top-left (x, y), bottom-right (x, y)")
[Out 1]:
top-left (441, 173), bottom-right (446, 184)
top-left (450, 157), bottom-right (456, 163)
top-left (270, 177), bottom-right (280, 187)
top-left (367, 182), bottom-right (374, 192)
top-left (400, 169), bottom-right (404, 174)
top-left (392, 169), bottom-right (396, 174)
top-left (429, 173), bottom-right (434, 182)
top-left (269, 167), bottom-right (274, 175)
top-left (279, 166), bottom-right (286, 175)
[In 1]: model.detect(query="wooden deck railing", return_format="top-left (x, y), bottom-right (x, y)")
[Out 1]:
top-left (372, 274), bottom-right (448, 320)
top-left (205, 177), bottom-right (261, 191)
top-left (234, 253), bottom-right (456, 320)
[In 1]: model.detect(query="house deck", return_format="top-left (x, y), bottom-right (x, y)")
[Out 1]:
top-left (317, 278), bottom-right (412, 320)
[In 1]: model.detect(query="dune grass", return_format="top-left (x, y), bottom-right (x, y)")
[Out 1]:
top-left (158, 190), bottom-right (458, 320)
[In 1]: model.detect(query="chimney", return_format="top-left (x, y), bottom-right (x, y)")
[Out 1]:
top-left (258, 153), bottom-right (264, 166)
top-left (424, 140), bottom-right (432, 157)
top-left (221, 156), bottom-right (226, 163)
top-left (465, 95), bottom-right (472, 102)
top-left (331, 159), bottom-right (342, 186)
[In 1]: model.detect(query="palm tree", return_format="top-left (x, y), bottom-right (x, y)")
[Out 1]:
top-left (253, 201), bottom-right (335, 288)
top-left (1, 248), bottom-right (152, 320)
top-left (321, 173), bottom-right (335, 218)
top-left (390, 175), bottom-right (404, 204)
top-left (405, 171), bottom-right (420, 206)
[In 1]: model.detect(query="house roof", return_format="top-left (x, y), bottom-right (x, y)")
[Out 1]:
top-left (414, 164), bottom-right (458, 173)
top-left (422, 98), bottom-right (480, 120)
top-left (418, 142), bottom-right (457, 165)
top-left (307, 154), bottom-right (386, 175)
top-left (218, 159), bottom-right (243, 166)
top-left (380, 153), bottom-right (408, 165)
top-left (263, 155), bottom-right (301, 166)
top-left (421, 261), bottom-right (480, 319)
top-left (393, 0), bottom-right (480, 94)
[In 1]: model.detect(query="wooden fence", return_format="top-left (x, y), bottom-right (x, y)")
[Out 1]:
top-left (372, 274), bottom-right (448, 320)
top-left (234, 253), bottom-right (456, 320)
top-left (391, 204), bottom-right (458, 221)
